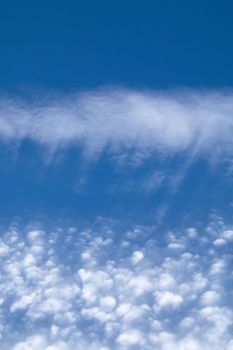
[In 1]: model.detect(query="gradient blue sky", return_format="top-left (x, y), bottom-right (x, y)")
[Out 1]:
top-left (1, 1), bottom-right (233, 349)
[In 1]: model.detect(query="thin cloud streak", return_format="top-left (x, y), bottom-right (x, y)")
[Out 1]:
top-left (0, 88), bottom-right (233, 161)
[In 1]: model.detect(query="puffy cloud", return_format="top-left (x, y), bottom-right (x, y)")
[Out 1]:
top-left (130, 251), bottom-right (144, 265)
top-left (155, 291), bottom-right (184, 310)
top-left (0, 216), bottom-right (232, 349)
top-left (116, 329), bottom-right (143, 347)
top-left (200, 291), bottom-right (221, 306)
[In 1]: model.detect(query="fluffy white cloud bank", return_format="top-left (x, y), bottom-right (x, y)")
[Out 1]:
top-left (0, 89), bottom-right (233, 160)
top-left (0, 216), bottom-right (232, 349)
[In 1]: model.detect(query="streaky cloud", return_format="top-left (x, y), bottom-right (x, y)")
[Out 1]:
top-left (0, 88), bottom-right (233, 161)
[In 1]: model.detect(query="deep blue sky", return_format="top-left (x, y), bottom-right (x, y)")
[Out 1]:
top-left (0, 0), bottom-right (233, 91)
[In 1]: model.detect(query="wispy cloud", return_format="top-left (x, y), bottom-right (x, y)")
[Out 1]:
top-left (1, 88), bottom-right (233, 162)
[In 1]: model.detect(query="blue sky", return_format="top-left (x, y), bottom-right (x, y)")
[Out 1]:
top-left (1, 0), bottom-right (233, 90)
top-left (1, 1), bottom-right (233, 349)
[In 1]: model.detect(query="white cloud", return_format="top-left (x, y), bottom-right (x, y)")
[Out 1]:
top-left (99, 296), bottom-right (117, 312)
top-left (200, 291), bottom-right (221, 306)
top-left (223, 230), bottom-right (233, 241)
top-left (155, 291), bottom-right (184, 310)
top-left (0, 216), bottom-right (232, 349)
top-left (0, 89), bottom-right (233, 162)
top-left (130, 250), bottom-right (144, 265)
top-left (116, 329), bottom-right (143, 347)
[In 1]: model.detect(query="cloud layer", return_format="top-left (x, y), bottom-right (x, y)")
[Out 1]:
top-left (0, 216), bottom-right (232, 349)
top-left (1, 89), bottom-right (233, 161)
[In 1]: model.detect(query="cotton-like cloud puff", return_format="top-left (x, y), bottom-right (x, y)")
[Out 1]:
top-left (0, 89), bottom-right (233, 162)
top-left (0, 216), bottom-right (232, 349)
